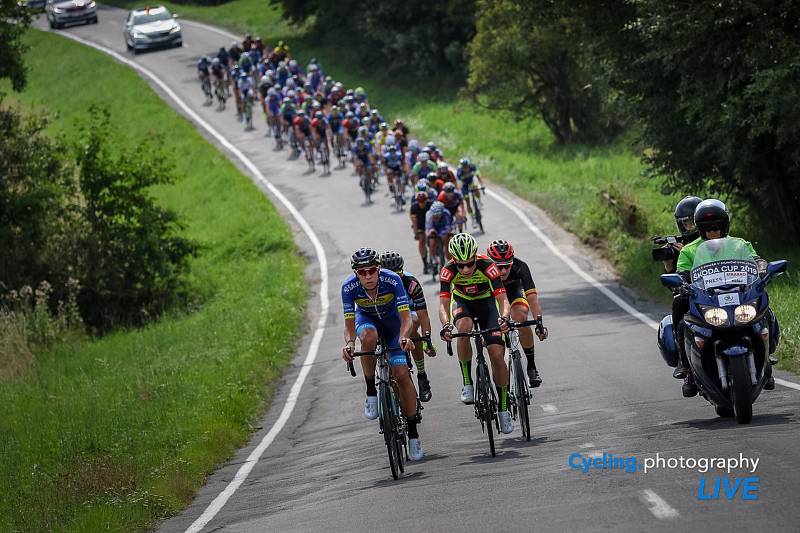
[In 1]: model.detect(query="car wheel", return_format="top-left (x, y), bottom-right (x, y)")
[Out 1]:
top-left (175, 41), bottom-right (183, 48)
top-left (92, 17), bottom-right (98, 24)
top-left (126, 40), bottom-right (132, 51)
top-left (49, 19), bottom-right (54, 29)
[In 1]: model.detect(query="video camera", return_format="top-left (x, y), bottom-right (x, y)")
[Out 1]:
top-left (651, 234), bottom-right (688, 262)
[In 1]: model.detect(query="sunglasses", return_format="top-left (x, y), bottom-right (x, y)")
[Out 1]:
top-left (455, 259), bottom-right (476, 270)
top-left (496, 262), bottom-right (513, 270)
top-left (355, 266), bottom-right (379, 277)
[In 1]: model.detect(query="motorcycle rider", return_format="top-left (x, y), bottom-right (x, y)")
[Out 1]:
top-left (671, 199), bottom-right (775, 396)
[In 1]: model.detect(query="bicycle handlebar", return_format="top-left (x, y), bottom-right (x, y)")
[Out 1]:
top-left (345, 335), bottom-right (430, 376)
top-left (445, 318), bottom-right (541, 356)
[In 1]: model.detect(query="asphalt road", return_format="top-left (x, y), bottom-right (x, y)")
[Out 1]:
top-left (36, 7), bottom-right (800, 532)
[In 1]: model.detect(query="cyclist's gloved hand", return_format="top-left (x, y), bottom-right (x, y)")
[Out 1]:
top-left (422, 332), bottom-right (437, 357)
top-left (342, 341), bottom-right (355, 362)
top-left (400, 337), bottom-right (415, 352)
top-left (499, 315), bottom-right (511, 333)
top-left (535, 315), bottom-right (548, 341)
top-left (440, 323), bottom-right (453, 342)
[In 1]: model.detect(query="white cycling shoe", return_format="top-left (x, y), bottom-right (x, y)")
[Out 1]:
top-left (498, 410), bottom-right (514, 434)
top-left (460, 384), bottom-right (475, 405)
top-left (408, 438), bottom-right (424, 461)
top-left (364, 396), bottom-right (378, 420)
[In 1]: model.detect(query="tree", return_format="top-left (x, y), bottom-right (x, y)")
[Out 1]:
top-left (0, 0), bottom-right (33, 91)
top-left (579, 0), bottom-right (800, 239)
top-left (74, 108), bottom-right (197, 331)
top-left (465, 0), bottom-right (624, 145)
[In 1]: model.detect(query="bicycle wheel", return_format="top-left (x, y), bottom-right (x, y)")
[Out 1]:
top-left (513, 353), bottom-right (531, 441)
top-left (476, 361), bottom-right (496, 457)
top-left (472, 195), bottom-right (484, 233)
top-left (380, 383), bottom-right (401, 479)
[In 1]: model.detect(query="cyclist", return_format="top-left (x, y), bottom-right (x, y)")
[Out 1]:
top-left (380, 251), bottom-right (436, 402)
top-left (293, 109), bottom-right (313, 160)
top-left (411, 152), bottom-right (437, 183)
top-left (457, 158), bottom-right (486, 228)
top-left (352, 137), bottom-right (376, 180)
top-left (410, 187), bottom-right (434, 273)
top-left (425, 201), bottom-right (454, 267)
top-left (433, 161), bottom-right (457, 190)
top-left (438, 182), bottom-right (467, 230)
top-left (197, 56), bottom-right (211, 101)
top-left (486, 240), bottom-right (549, 387)
top-left (341, 248), bottom-right (423, 461)
top-left (383, 143), bottom-right (406, 204)
top-left (438, 233), bottom-right (514, 434)
top-left (311, 110), bottom-right (330, 159)
top-left (210, 57), bottom-right (226, 98)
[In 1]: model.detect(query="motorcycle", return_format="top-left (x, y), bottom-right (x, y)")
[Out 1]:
top-left (658, 237), bottom-right (787, 423)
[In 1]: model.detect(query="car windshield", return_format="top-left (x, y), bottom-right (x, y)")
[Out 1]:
top-left (133, 11), bottom-right (172, 25)
top-left (690, 238), bottom-right (758, 290)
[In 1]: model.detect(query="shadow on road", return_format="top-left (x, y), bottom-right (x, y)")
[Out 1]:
top-left (459, 448), bottom-right (524, 465)
top-left (673, 411), bottom-right (797, 430)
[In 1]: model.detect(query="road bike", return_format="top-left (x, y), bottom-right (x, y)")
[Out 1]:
top-left (200, 75), bottom-right (213, 105)
top-left (333, 132), bottom-right (347, 168)
top-left (427, 233), bottom-right (447, 283)
top-left (358, 163), bottom-right (374, 204)
top-left (242, 95), bottom-right (254, 130)
top-left (468, 186), bottom-right (486, 234)
top-left (317, 137), bottom-right (331, 174)
top-left (269, 114), bottom-right (283, 149)
top-left (447, 319), bottom-right (536, 456)
top-left (213, 78), bottom-right (226, 110)
top-left (346, 336), bottom-right (426, 480)
top-left (303, 137), bottom-right (315, 171)
top-left (505, 318), bottom-right (542, 441)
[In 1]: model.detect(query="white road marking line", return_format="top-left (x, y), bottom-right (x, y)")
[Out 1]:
top-left (541, 403), bottom-right (558, 413)
top-left (775, 378), bottom-right (800, 391)
top-left (186, 16), bottom-right (800, 395)
top-left (640, 489), bottom-right (680, 520)
top-left (48, 31), bottom-right (330, 533)
top-left (579, 442), bottom-right (596, 449)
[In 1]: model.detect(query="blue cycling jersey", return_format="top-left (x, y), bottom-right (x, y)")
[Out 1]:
top-left (384, 152), bottom-right (403, 169)
top-left (425, 209), bottom-right (454, 234)
top-left (341, 269), bottom-right (410, 320)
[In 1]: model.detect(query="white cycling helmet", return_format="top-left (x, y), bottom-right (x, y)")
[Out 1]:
top-left (419, 152), bottom-right (430, 162)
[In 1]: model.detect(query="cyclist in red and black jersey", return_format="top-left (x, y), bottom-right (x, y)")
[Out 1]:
top-left (381, 251), bottom-right (437, 402)
top-left (438, 233), bottom-right (515, 434)
top-left (487, 240), bottom-right (549, 387)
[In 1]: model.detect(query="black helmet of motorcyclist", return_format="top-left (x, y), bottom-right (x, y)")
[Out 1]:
top-left (694, 199), bottom-right (730, 240)
top-left (673, 196), bottom-right (702, 239)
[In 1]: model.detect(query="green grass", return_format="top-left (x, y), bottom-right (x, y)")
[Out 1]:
top-left (0, 29), bottom-right (306, 532)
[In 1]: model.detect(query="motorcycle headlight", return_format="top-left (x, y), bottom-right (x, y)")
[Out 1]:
top-left (734, 304), bottom-right (757, 325)
top-left (702, 306), bottom-right (728, 327)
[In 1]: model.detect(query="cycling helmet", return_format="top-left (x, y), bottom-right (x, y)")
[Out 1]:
top-left (312, 101), bottom-right (321, 109)
top-left (459, 158), bottom-right (471, 168)
top-left (409, 139), bottom-right (419, 149)
top-left (266, 69), bottom-right (275, 77)
top-left (673, 196), bottom-right (702, 238)
top-left (427, 142), bottom-right (437, 151)
top-left (351, 247), bottom-right (380, 269)
top-left (487, 240), bottom-right (514, 262)
top-left (356, 138), bottom-right (365, 145)
top-left (297, 109), bottom-right (306, 116)
top-left (387, 142), bottom-right (398, 151)
top-left (449, 233), bottom-right (478, 262)
top-left (430, 201), bottom-right (446, 216)
top-left (315, 111), bottom-right (323, 119)
top-left (345, 111), bottom-right (354, 119)
top-left (260, 75), bottom-right (270, 85)
top-left (380, 122), bottom-right (388, 129)
top-left (443, 182), bottom-right (456, 193)
top-left (331, 108), bottom-right (340, 115)
top-left (694, 199), bottom-right (730, 240)
top-left (212, 57), bottom-right (221, 66)
top-left (355, 87), bottom-right (365, 96)
top-left (416, 179), bottom-right (429, 191)
top-left (267, 88), bottom-right (277, 97)
top-left (287, 89), bottom-right (296, 98)
top-left (289, 59), bottom-right (298, 68)
top-left (346, 89), bottom-right (355, 96)
top-left (358, 125), bottom-right (368, 134)
top-left (379, 251), bottom-right (404, 272)
top-left (285, 79), bottom-right (296, 89)
top-left (282, 97), bottom-right (291, 104)
top-left (309, 64), bottom-right (319, 72)
top-left (438, 161), bottom-right (449, 171)
top-left (419, 152), bottom-right (430, 162)
top-left (386, 135), bottom-right (396, 145)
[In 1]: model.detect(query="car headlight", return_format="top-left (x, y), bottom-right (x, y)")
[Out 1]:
top-left (87, 0), bottom-right (95, 7)
top-left (702, 306), bottom-right (728, 327)
top-left (734, 304), bottom-right (757, 325)
top-left (54, 7), bottom-right (64, 13)
top-left (132, 31), bottom-right (146, 39)
top-left (170, 25), bottom-right (181, 33)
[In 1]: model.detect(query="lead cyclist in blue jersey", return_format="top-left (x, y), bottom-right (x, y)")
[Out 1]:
top-left (341, 247), bottom-right (424, 460)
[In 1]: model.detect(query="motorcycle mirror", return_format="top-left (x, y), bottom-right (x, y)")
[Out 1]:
top-left (767, 260), bottom-right (788, 277)
top-left (660, 273), bottom-right (684, 289)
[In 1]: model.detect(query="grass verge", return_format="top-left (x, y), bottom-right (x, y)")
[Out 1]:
top-left (0, 28), bottom-right (306, 532)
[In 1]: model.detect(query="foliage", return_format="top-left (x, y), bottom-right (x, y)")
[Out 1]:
top-left (73, 107), bottom-right (198, 331)
top-left (269, 0), bottom-right (476, 74)
top-left (0, 0), bottom-right (32, 91)
top-left (578, 0), bottom-right (800, 240)
top-left (0, 103), bottom-right (197, 333)
top-left (465, 0), bottom-right (624, 145)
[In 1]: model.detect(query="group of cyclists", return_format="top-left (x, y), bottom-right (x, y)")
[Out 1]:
top-left (196, 36), bottom-right (550, 463)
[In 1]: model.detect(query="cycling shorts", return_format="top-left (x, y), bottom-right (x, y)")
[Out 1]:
top-left (451, 294), bottom-right (503, 347)
top-left (355, 310), bottom-right (409, 366)
top-left (504, 280), bottom-right (529, 309)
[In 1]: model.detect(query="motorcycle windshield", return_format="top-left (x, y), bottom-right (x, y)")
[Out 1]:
top-left (690, 238), bottom-right (759, 290)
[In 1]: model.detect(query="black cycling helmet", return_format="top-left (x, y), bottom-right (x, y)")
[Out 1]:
top-left (350, 247), bottom-right (380, 269)
top-left (694, 199), bottom-right (730, 240)
top-left (487, 239), bottom-right (515, 263)
top-left (379, 251), bottom-right (404, 272)
top-left (673, 196), bottom-right (702, 238)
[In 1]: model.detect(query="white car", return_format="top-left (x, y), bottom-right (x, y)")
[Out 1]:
top-left (124, 6), bottom-right (182, 54)
top-left (46, 0), bottom-right (97, 29)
